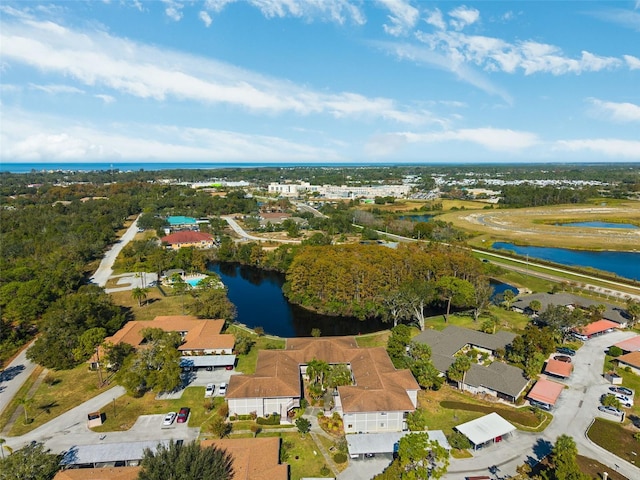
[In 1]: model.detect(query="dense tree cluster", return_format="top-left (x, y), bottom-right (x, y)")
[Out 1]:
top-left (0, 442), bottom-right (61, 480)
top-left (285, 243), bottom-right (482, 321)
top-left (499, 185), bottom-right (593, 208)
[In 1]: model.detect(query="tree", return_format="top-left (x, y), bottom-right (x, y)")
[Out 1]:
top-left (0, 442), bottom-right (61, 480)
top-left (626, 299), bottom-right (640, 326)
top-left (381, 289), bottom-right (411, 327)
top-left (436, 276), bottom-right (475, 322)
top-left (397, 432), bottom-right (450, 479)
top-left (501, 289), bottom-right (516, 309)
top-left (73, 327), bottom-right (107, 386)
top-left (471, 279), bottom-right (493, 322)
top-left (187, 279), bottom-right (237, 321)
top-left (529, 300), bottom-right (542, 316)
top-left (17, 396), bottom-right (33, 424)
top-left (171, 273), bottom-right (189, 314)
top-left (608, 346), bottom-right (623, 357)
top-left (306, 358), bottom-right (330, 390)
top-left (326, 364), bottom-right (352, 388)
top-left (120, 329), bottom-right (182, 396)
top-left (233, 334), bottom-right (255, 355)
top-left (138, 440), bottom-right (234, 480)
top-left (447, 356), bottom-right (471, 390)
top-left (103, 342), bottom-right (135, 372)
top-left (550, 435), bottom-right (588, 480)
top-left (524, 351), bottom-right (546, 379)
top-left (401, 281), bottom-right (434, 330)
top-left (208, 416), bottom-right (232, 439)
top-left (601, 394), bottom-right (621, 409)
top-left (311, 328), bottom-right (321, 338)
top-left (386, 324), bottom-right (412, 369)
top-left (447, 431), bottom-right (471, 450)
top-left (131, 287), bottom-right (150, 307)
top-left (538, 304), bottom-right (587, 342)
top-left (406, 342), bottom-right (441, 390)
top-left (296, 417), bottom-right (311, 435)
top-left (406, 409), bottom-right (429, 431)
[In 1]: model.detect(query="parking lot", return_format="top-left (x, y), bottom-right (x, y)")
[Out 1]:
top-left (156, 368), bottom-right (239, 400)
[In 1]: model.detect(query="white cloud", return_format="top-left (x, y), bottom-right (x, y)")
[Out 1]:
top-left (591, 7), bottom-right (640, 32)
top-left (28, 83), bottom-right (85, 95)
top-left (203, 0), bottom-right (366, 26)
top-left (377, 0), bottom-right (420, 37)
top-left (162, 0), bottom-right (183, 21)
top-left (588, 98), bottom-right (640, 123)
top-left (95, 94), bottom-right (115, 104)
top-left (554, 139), bottom-right (640, 159)
top-left (1, 17), bottom-right (431, 124)
top-left (448, 6), bottom-right (480, 31)
top-left (0, 109), bottom-right (342, 161)
top-left (424, 8), bottom-right (445, 30)
top-left (414, 28), bottom-right (624, 76)
top-left (624, 55), bottom-right (640, 69)
top-left (366, 127), bottom-right (539, 156)
top-left (199, 10), bottom-right (212, 27)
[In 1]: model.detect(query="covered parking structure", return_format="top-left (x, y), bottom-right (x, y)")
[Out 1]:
top-left (346, 431), bottom-right (450, 459)
top-left (455, 413), bottom-right (516, 450)
top-left (61, 440), bottom-right (173, 468)
top-left (527, 377), bottom-right (565, 410)
top-left (180, 355), bottom-right (236, 371)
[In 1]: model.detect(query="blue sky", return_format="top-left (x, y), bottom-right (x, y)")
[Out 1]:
top-left (1, 0), bottom-right (639, 164)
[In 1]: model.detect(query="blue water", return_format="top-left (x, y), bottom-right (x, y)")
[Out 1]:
top-left (168, 216), bottom-right (197, 225)
top-left (492, 242), bottom-right (640, 281)
top-left (186, 278), bottom-right (203, 287)
top-left (490, 280), bottom-right (518, 301)
top-left (398, 215), bottom-right (434, 222)
top-left (558, 221), bottom-right (638, 229)
top-left (208, 263), bottom-right (387, 337)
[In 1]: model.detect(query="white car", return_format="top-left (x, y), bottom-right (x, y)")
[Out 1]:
top-left (205, 383), bottom-right (215, 397)
top-left (163, 412), bottom-right (177, 426)
top-left (219, 382), bottom-right (227, 396)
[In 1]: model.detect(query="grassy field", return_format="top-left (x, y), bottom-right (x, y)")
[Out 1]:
top-left (440, 200), bottom-right (640, 251)
top-left (224, 324), bottom-right (286, 374)
top-left (0, 366), bottom-right (44, 433)
top-left (5, 365), bottom-right (105, 436)
top-left (418, 387), bottom-right (551, 436)
top-left (587, 418), bottom-right (640, 466)
top-left (109, 287), bottom-right (186, 320)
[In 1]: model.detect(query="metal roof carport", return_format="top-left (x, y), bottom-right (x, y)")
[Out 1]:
top-left (527, 378), bottom-right (565, 408)
top-left (180, 355), bottom-right (236, 369)
top-left (455, 413), bottom-right (516, 450)
top-left (61, 440), bottom-right (172, 468)
top-left (346, 431), bottom-right (450, 458)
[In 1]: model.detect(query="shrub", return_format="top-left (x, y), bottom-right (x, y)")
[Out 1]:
top-left (333, 452), bottom-right (348, 463)
top-left (448, 431), bottom-right (472, 450)
top-left (249, 411), bottom-right (258, 420)
top-left (609, 346), bottom-right (623, 357)
top-left (218, 402), bottom-right (229, 418)
top-left (43, 374), bottom-right (57, 386)
top-left (257, 414), bottom-right (281, 425)
top-left (250, 425), bottom-right (261, 437)
top-left (300, 398), bottom-right (309, 409)
top-left (320, 465), bottom-right (330, 476)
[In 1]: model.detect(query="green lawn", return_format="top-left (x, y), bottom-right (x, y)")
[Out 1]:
top-left (7, 365), bottom-right (103, 436)
top-left (225, 324), bottom-right (285, 374)
top-left (587, 418), bottom-right (640, 466)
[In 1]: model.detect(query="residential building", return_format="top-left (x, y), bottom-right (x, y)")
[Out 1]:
top-left (201, 437), bottom-right (288, 480)
top-left (225, 337), bottom-right (419, 434)
top-left (161, 230), bottom-right (215, 250)
top-left (54, 467), bottom-right (140, 480)
top-left (616, 352), bottom-right (640, 375)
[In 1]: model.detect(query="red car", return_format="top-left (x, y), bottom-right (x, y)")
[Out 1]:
top-left (176, 407), bottom-right (190, 423)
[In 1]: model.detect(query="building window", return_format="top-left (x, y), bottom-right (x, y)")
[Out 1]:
top-left (348, 424), bottom-right (353, 429)
top-left (380, 412), bottom-right (387, 416)
top-left (380, 423), bottom-right (385, 428)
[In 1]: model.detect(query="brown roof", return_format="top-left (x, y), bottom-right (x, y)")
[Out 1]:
top-left (201, 437), bottom-right (288, 480)
top-left (98, 316), bottom-right (234, 361)
top-left (617, 351), bottom-right (640, 369)
top-left (544, 359), bottom-right (573, 378)
top-left (574, 319), bottom-right (620, 336)
top-left (54, 467), bottom-right (141, 480)
top-left (161, 231), bottom-right (214, 244)
top-left (614, 336), bottom-right (640, 352)
top-left (527, 378), bottom-right (565, 406)
top-left (227, 337), bottom-right (419, 414)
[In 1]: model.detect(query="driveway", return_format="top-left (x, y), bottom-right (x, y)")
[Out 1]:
top-left (443, 329), bottom-right (640, 480)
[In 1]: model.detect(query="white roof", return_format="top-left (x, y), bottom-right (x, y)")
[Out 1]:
top-left (61, 440), bottom-right (171, 465)
top-left (455, 412), bottom-right (515, 446)
top-left (346, 431), bottom-right (450, 456)
top-left (180, 355), bottom-right (235, 367)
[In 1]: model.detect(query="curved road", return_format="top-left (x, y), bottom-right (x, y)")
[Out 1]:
top-left (89, 215), bottom-right (141, 287)
top-left (221, 215), bottom-right (302, 244)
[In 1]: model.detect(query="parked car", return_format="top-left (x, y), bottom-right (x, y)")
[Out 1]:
top-left (163, 412), bottom-right (176, 426)
top-left (219, 382), bottom-right (227, 396)
top-left (556, 347), bottom-right (576, 356)
top-left (225, 365), bottom-right (234, 370)
top-left (529, 400), bottom-right (552, 411)
top-left (177, 407), bottom-right (190, 423)
top-left (598, 405), bottom-right (623, 417)
top-left (601, 393), bottom-right (633, 408)
top-left (553, 355), bottom-right (572, 363)
top-left (205, 383), bottom-right (215, 397)
top-left (364, 453), bottom-right (376, 458)
top-left (572, 333), bottom-right (588, 341)
top-left (610, 386), bottom-right (634, 397)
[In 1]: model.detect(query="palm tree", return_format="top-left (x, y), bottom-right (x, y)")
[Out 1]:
top-left (132, 287), bottom-right (150, 307)
top-left (17, 396), bottom-right (33, 424)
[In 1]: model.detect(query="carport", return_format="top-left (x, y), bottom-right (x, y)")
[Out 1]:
top-left (180, 355), bottom-right (236, 370)
top-left (455, 413), bottom-right (515, 450)
top-left (61, 440), bottom-right (172, 468)
top-left (544, 359), bottom-right (572, 379)
top-left (527, 377), bottom-right (565, 409)
top-left (346, 431), bottom-right (450, 458)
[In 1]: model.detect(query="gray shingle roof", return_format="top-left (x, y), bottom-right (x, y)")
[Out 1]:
top-left (511, 293), bottom-right (629, 325)
top-left (465, 362), bottom-right (529, 399)
top-left (414, 325), bottom-right (515, 357)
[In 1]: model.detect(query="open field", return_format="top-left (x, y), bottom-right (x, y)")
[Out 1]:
top-left (439, 200), bottom-right (640, 250)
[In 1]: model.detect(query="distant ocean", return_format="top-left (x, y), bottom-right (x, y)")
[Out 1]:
top-left (0, 162), bottom-right (401, 174)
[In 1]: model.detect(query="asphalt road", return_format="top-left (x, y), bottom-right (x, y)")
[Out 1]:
top-left (221, 215), bottom-right (301, 244)
top-left (0, 343), bottom-right (37, 416)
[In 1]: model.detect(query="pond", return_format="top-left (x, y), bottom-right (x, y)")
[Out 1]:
top-left (209, 263), bottom-right (521, 337)
top-left (208, 263), bottom-right (388, 338)
top-left (490, 279), bottom-right (518, 301)
top-left (491, 242), bottom-right (640, 282)
top-left (398, 214), bottom-right (434, 222)
top-left (558, 221), bottom-right (638, 229)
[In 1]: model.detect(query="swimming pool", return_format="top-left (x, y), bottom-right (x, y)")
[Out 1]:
top-left (186, 278), bottom-right (203, 287)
